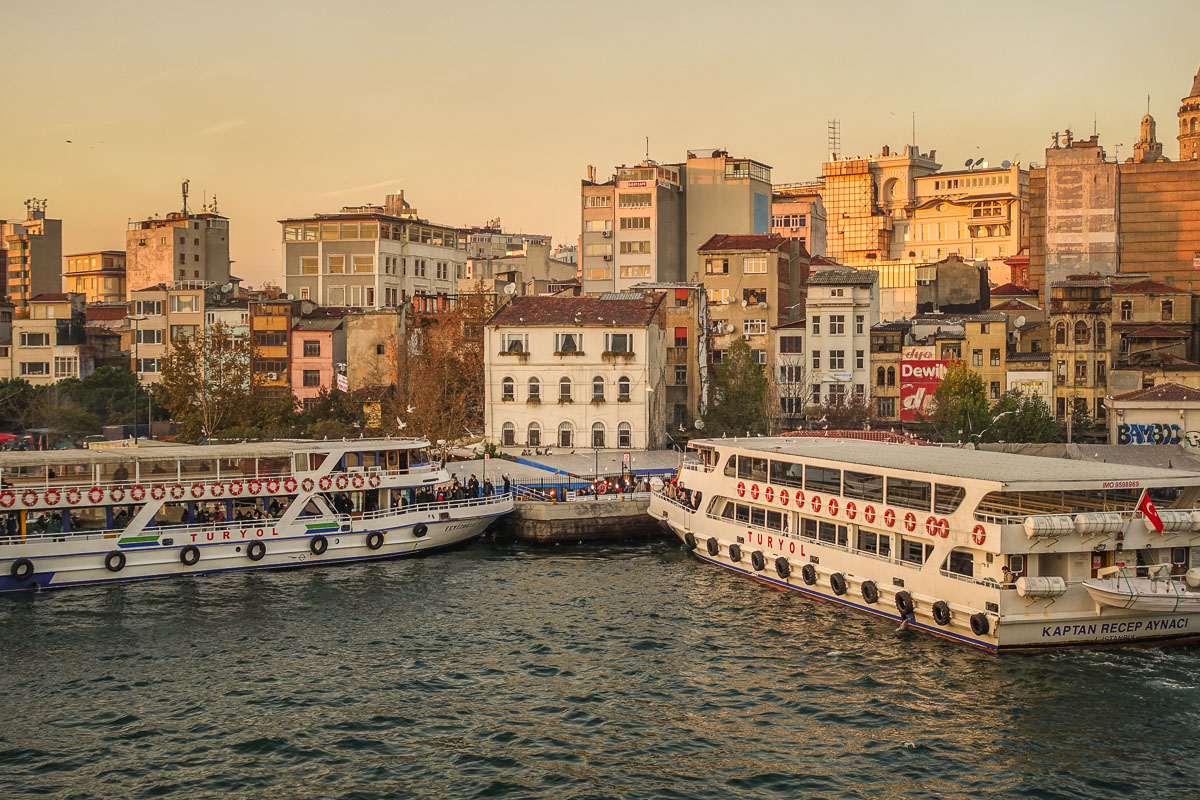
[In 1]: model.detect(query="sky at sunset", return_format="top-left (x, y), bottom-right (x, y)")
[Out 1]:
top-left (3, 0), bottom-right (1198, 287)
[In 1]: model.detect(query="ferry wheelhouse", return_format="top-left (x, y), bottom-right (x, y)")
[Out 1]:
top-left (0, 438), bottom-right (512, 593)
top-left (652, 437), bottom-right (1200, 651)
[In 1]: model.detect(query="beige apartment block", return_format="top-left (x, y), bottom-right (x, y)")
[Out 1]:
top-left (1049, 276), bottom-right (1112, 422)
top-left (632, 281), bottom-right (708, 431)
top-left (1, 294), bottom-right (91, 385)
top-left (698, 235), bottom-right (804, 376)
top-left (683, 150), bottom-right (773, 265)
top-left (2, 201), bottom-right (63, 308)
top-left (126, 201), bottom-right (231, 299)
top-left (804, 269), bottom-right (879, 406)
top-left (771, 190), bottom-right (826, 257)
top-left (63, 250), bottom-right (126, 303)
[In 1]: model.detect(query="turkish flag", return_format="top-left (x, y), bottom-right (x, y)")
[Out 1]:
top-left (1138, 491), bottom-right (1164, 534)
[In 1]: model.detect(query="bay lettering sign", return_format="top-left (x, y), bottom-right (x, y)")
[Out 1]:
top-left (1115, 423), bottom-right (1193, 445)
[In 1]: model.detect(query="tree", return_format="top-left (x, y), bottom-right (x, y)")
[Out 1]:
top-left (815, 394), bottom-right (871, 430)
top-left (1066, 396), bottom-right (1094, 442)
top-left (703, 339), bottom-right (768, 437)
top-left (0, 378), bottom-right (40, 433)
top-left (990, 391), bottom-right (1061, 443)
top-left (157, 323), bottom-right (255, 442)
top-left (926, 362), bottom-right (990, 443)
top-left (767, 356), bottom-right (808, 434)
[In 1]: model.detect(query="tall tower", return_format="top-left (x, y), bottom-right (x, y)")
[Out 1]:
top-left (1179, 65), bottom-right (1200, 161)
top-left (1133, 113), bottom-right (1164, 162)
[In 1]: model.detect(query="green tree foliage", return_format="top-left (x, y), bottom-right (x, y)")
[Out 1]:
top-left (702, 339), bottom-right (768, 437)
top-left (927, 362), bottom-right (991, 442)
top-left (990, 391), bottom-right (1061, 443)
top-left (156, 323), bottom-right (255, 442)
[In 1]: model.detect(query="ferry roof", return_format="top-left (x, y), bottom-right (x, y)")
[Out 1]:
top-left (700, 437), bottom-right (1200, 491)
top-left (0, 438), bottom-right (431, 469)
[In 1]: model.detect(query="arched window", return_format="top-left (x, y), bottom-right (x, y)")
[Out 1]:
top-left (591, 422), bottom-right (606, 448)
top-left (559, 377), bottom-right (572, 401)
top-left (876, 366), bottom-right (886, 386)
top-left (1193, 118), bottom-right (1198, 134)
top-left (501, 376), bottom-right (514, 401)
top-left (1074, 321), bottom-right (1090, 345)
top-left (1096, 321), bottom-right (1107, 348)
top-left (1055, 323), bottom-right (1066, 346)
top-left (527, 422), bottom-right (541, 447)
top-left (617, 376), bottom-right (631, 401)
top-left (592, 375), bottom-right (605, 400)
top-left (501, 422), bottom-right (515, 447)
top-left (558, 422), bottom-right (573, 448)
top-left (887, 366), bottom-right (896, 386)
top-left (527, 377), bottom-right (541, 401)
top-left (618, 422), bottom-right (632, 449)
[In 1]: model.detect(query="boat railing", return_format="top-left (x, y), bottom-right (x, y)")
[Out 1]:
top-left (680, 460), bottom-right (713, 474)
top-left (355, 492), bottom-right (512, 521)
top-left (0, 465), bottom-right (446, 493)
top-left (656, 489), bottom-right (698, 514)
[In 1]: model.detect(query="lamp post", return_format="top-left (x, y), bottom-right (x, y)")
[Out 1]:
top-left (128, 316), bottom-right (147, 445)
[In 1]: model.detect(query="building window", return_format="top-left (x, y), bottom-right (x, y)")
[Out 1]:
top-left (876, 366), bottom-right (886, 386)
top-left (19, 332), bottom-right (50, 347)
top-left (855, 315), bottom-right (864, 335)
top-left (990, 381), bottom-right (1000, 400)
top-left (877, 397), bottom-right (895, 417)
top-left (743, 319), bottom-right (767, 335)
top-left (592, 422), bottom-right (606, 448)
top-left (752, 349), bottom-right (766, 365)
top-left (619, 265), bottom-right (651, 279)
top-left (618, 376), bottom-right (630, 401)
top-left (134, 300), bottom-right (162, 316)
top-left (135, 358), bottom-right (160, 373)
top-left (501, 333), bottom-right (528, 354)
top-left (1075, 360), bottom-right (1088, 384)
top-left (1055, 323), bottom-right (1066, 345)
top-left (169, 294), bottom-right (198, 313)
top-left (584, 195), bottom-right (612, 208)
top-left (527, 422), bottom-right (541, 447)
top-left (829, 350), bottom-right (845, 370)
top-left (706, 288), bottom-right (730, 304)
top-left (559, 377), bottom-right (572, 401)
top-left (855, 350), bottom-right (864, 369)
top-left (605, 333), bottom-right (632, 353)
top-left (780, 335), bottom-right (802, 354)
top-left (585, 219), bottom-right (612, 232)
top-left (829, 315), bottom-right (844, 335)
top-left (1097, 321), bottom-right (1107, 348)
top-left (1120, 301), bottom-right (1132, 321)
top-left (302, 340), bottom-right (321, 357)
top-left (618, 422), bottom-right (632, 449)
top-left (811, 384), bottom-right (821, 404)
top-left (528, 377), bottom-right (541, 400)
top-left (674, 365), bottom-right (688, 385)
top-left (1097, 360), bottom-right (1107, 384)
top-left (674, 328), bottom-right (688, 347)
top-left (592, 376), bottom-right (605, 400)
top-left (743, 258), bottom-right (767, 274)
top-left (618, 193), bottom-right (651, 208)
top-left (302, 370), bottom-right (321, 387)
top-left (1074, 321), bottom-right (1090, 346)
top-left (1162, 300), bottom-right (1174, 320)
top-left (705, 258), bottom-right (729, 275)
top-left (972, 349), bottom-right (983, 367)
top-left (887, 366), bottom-right (896, 386)
top-left (990, 348), bottom-right (1001, 367)
top-left (619, 216), bottom-right (651, 230)
top-left (555, 332), bottom-right (581, 354)
top-left (558, 422), bottom-right (574, 448)
top-left (811, 316), bottom-right (820, 335)
top-left (812, 351), bottom-right (821, 370)
top-left (619, 240), bottom-right (651, 255)
top-left (501, 377), bottom-right (514, 401)
top-left (53, 357), bottom-right (78, 378)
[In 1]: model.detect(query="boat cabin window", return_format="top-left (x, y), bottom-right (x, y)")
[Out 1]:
top-left (818, 521), bottom-right (848, 547)
top-left (736, 457), bottom-right (767, 482)
top-left (801, 518), bottom-right (817, 539)
top-left (1173, 547), bottom-right (1188, 566)
top-left (139, 458), bottom-right (177, 479)
top-left (260, 457), bottom-right (290, 476)
top-left (943, 548), bottom-right (974, 578)
top-left (805, 466), bottom-right (841, 495)
top-left (974, 488), bottom-right (1142, 519)
top-left (344, 452), bottom-right (364, 469)
top-left (887, 478), bottom-right (931, 512)
top-left (294, 454), bottom-right (307, 472)
top-left (723, 456), bottom-right (737, 477)
top-left (308, 453), bottom-right (330, 471)
top-left (735, 504), bottom-right (750, 524)
top-left (1006, 554), bottom-right (1025, 579)
top-left (750, 506), bottom-right (766, 528)
top-left (934, 484), bottom-right (966, 514)
top-left (766, 510), bottom-right (785, 531)
top-left (843, 471), bottom-right (884, 502)
top-left (900, 537), bottom-right (934, 566)
top-left (769, 460), bottom-right (803, 488)
top-left (856, 529), bottom-right (891, 557)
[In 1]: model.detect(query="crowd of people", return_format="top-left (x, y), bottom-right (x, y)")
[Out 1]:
top-left (396, 473), bottom-right (510, 508)
top-left (661, 478), bottom-right (702, 510)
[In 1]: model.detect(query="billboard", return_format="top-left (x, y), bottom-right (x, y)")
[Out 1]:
top-left (1006, 371), bottom-right (1052, 403)
top-left (899, 346), bottom-right (952, 422)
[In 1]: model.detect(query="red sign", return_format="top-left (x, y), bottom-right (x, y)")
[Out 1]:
top-left (899, 357), bottom-right (955, 422)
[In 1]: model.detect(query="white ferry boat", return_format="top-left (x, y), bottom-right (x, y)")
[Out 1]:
top-left (0, 438), bottom-right (512, 593)
top-left (652, 437), bottom-right (1200, 652)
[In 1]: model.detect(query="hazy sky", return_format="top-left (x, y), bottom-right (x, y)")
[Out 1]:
top-left (3, 0), bottom-right (1198, 286)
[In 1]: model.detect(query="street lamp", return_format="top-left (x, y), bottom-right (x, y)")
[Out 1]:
top-left (128, 316), bottom-right (147, 445)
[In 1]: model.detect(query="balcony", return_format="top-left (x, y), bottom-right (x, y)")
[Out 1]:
top-left (602, 350), bottom-right (635, 363)
top-left (667, 347), bottom-right (689, 365)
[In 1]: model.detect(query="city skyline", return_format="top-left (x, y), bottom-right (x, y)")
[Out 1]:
top-left (2, 0), bottom-right (1198, 286)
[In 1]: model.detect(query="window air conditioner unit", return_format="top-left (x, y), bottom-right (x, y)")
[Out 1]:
top-left (601, 230), bottom-right (612, 238)
top-left (603, 255), bottom-right (612, 261)
top-left (267, 372), bottom-right (278, 381)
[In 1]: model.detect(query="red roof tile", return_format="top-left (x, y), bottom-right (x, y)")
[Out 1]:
top-left (1124, 324), bottom-right (1190, 339)
top-left (990, 298), bottom-right (1041, 311)
top-left (1111, 382), bottom-right (1200, 403)
top-left (990, 282), bottom-right (1036, 297)
top-left (1111, 279), bottom-right (1187, 295)
top-left (86, 305), bottom-right (129, 321)
top-left (30, 293), bottom-right (70, 302)
top-left (698, 234), bottom-right (789, 253)
top-left (486, 293), bottom-right (664, 328)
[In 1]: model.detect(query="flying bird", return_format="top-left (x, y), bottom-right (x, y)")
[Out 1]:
top-left (406, 405), bottom-right (415, 413)
top-left (65, 140), bottom-right (72, 144)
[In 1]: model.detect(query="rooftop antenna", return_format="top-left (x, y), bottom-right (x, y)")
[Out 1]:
top-left (645, 135), bottom-right (649, 161)
top-left (181, 179), bottom-right (190, 216)
top-left (827, 119), bottom-right (841, 159)
top-left (911, 112), bottom-right (916, 147)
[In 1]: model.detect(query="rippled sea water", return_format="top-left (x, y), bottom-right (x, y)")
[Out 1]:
top-left (3, 536), bottom-right (1199, 800)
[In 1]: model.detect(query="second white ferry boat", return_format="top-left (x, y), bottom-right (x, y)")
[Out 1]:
top-left (0, 438), bottom-right (512, 593)
top-left (653, 436), bottom-right (1200, 652)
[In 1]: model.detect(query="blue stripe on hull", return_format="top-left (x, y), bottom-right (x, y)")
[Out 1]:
top-left (0, 535), bottom-right (482, 596)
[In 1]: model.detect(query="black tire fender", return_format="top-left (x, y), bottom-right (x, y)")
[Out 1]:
top-left (801, 563), bottom-right (817, 585)
top-left (932, 600), bottom-right (952, 626)
top-left (366, 531), bottom-right (385, 551)
top-left (683, 531), bottom-right (697, 550)
top-left (728, 543), bottom-right (742, 563)
top-left (412, 523), bottom-right (428, 538)
top-left (309, 535), bottom-right (328, 555)
top-left (774, 556), bottom-right (791, 579)
top-left (860, 580), bottom-right (880, 604)
top-left (895, 590), bottom-right (915, 616)
top-left (179, 545), bottom-right (200, 566)
top-left (750, 550), bottom-right (766, 572)
top-left (706, 537), bottom-right (719, 556)
top-left (104, 550), bottom-right (126, 573)
top-left (247, 541), bottom-right (266, 562)
top-left (830, 572), bottom-right (848, 596)
top-left (970, 612), bottom-right (990, 636)
top-left (10, 557), bottom-right (34, 581)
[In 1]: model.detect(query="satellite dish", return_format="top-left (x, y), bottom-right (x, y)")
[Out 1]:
top-left (758, 301), bottom-right (768, 309)
top-left (964, 159), bottom-right (973, 168)
top-left (694, 419), bottom-right (705, 430)
top-left (221, 282), bottom-right (233, 292)
top-left (1001, 160), bottom-right (1012, 169)
top-left (1014, 315), bottom-right (1027, 328)
top-left (740, 299), bottom-right (748, 307)
top-left (503, 282), bottom-right (517, 295)
top-left (973, 157), bottom-right (985, 167)
top-left (725, 324), bottom-right (735, 334)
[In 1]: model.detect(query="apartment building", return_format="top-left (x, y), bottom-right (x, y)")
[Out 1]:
top-left (698, 234), bottom-right (804, 374)
top-left (2, 200), bottom-right (62, 308)
top-left (804, 269), bottom-right (879, 406)
top-left (127, 282), bottom-right (212, 383)
top-left (773, 319), bottom-right (807, 428)
top-left (632, 281), bottom-right (708, 430)
top-left (1049, 275), bottom-right (1111, 421)
top-left (870, 320), bottom-right (909, 422)
top-left (251, 299), bottom-right (308, 397)
top-left (281, 192), bottom-right (465, 309)
top-left (0, 294), bottom-right (91, 385)
top-left (483, 293), bottom-right (669, 450)
top-left (126, 203), bottom-right (231, 299)
top-left (63, 250), bottom-right (126, 303)
top-left (771, 189), bottom-right (826, 256)
top-left (683, 150), bottom-right (773, 264)
top-left (579, 161), bottom-right (685, 294)
top-left (291, 314), bottom-right (347, 408)
top-left (1111, 279), bottom-right (1194, 366)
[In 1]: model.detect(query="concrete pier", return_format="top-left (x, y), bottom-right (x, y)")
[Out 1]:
top-left (499, 497), bottom-right (664, 544)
